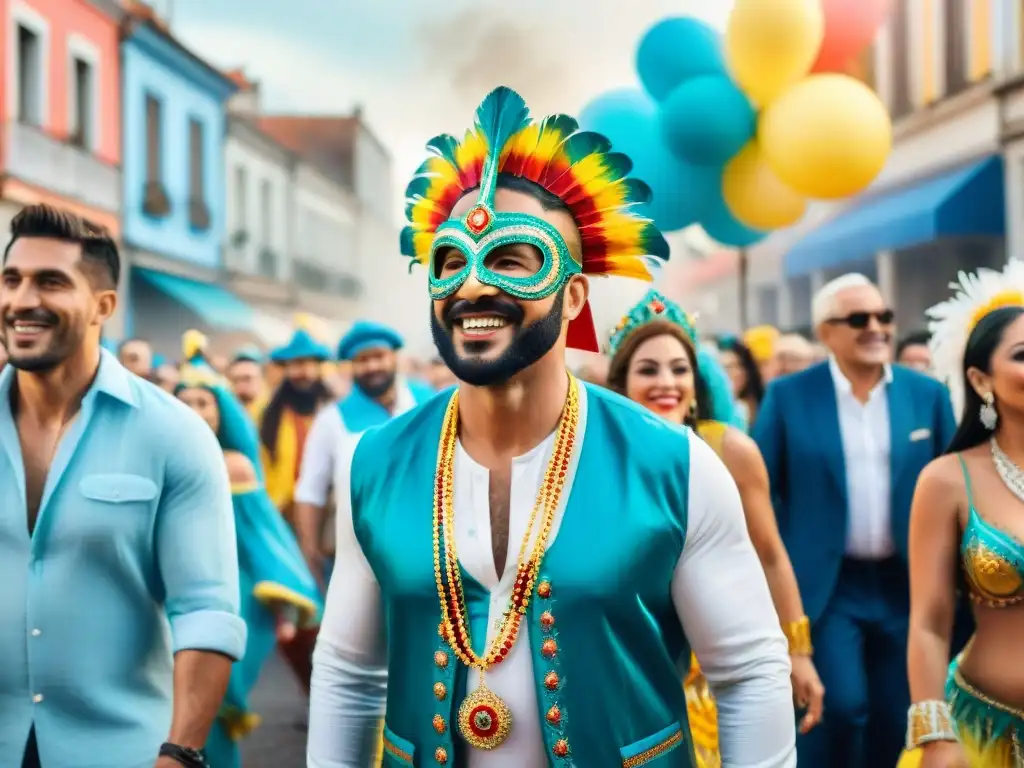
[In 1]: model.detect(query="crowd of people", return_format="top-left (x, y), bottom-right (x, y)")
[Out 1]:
top-left (1, 83), bottom-right (1022, 768)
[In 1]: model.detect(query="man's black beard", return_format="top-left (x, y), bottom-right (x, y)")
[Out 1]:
top-left (277, 379), bottom-right (329, 415)
top-left (431, 290), bottom-right (564, 387)
top-left (2, 309), bottom-right (78, 373)
top-left (258, 377), bottom-right (332, 456)
top-left (355, 371), bottom-right (396, 399)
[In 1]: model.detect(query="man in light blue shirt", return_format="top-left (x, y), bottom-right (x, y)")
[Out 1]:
top-left (0, 205), bottom-right (246, 768)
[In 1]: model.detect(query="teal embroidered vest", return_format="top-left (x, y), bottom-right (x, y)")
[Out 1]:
top-left (337, 379), bottom-right (436, 433)
top-left (351, 384), bottom-right (697, 767)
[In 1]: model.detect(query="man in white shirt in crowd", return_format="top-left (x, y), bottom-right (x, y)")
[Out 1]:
top-left (307, 86), bottom-right (795, 768)
top-left (293, 320), bottom-right (434, 586)
top-left (753, 273), bottom-right (956, 767)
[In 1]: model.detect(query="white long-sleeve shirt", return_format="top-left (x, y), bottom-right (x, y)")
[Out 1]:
top-left (308, 386), bottom-right (796, 767)
top-left (828, 358), bottom-right (895, 559)
top-left (294, 380), bottom-right (422, 508)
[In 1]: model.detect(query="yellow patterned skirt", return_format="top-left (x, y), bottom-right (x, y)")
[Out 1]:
top-left (897, 658), bottom-right (1023, 767)
top-left (686, 654), bottom-right (721, 768)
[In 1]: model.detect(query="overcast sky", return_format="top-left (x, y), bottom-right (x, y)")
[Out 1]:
top-left (168, 0), bottom-right (733, 216)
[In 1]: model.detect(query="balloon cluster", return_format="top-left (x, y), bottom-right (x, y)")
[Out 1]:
top-left (579, 0), bottom-right (893, 248)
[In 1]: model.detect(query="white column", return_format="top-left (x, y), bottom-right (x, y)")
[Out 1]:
top-left (876, 249), bottom-right (897, 306)
top-left (776, 280), bottom-right (794, 329)
top-left (810, 270), bottom-right (826, 295)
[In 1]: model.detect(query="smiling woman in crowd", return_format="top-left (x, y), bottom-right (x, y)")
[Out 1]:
top-left (607, 289), bottom-right (823, 767)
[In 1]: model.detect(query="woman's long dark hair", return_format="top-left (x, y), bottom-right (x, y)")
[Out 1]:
top-left (606, 320), bottom-right (713, 429)
top-left (718, 336), bottom-right (765, 406)
top-left (946, 305), bottom-right (1024, 454)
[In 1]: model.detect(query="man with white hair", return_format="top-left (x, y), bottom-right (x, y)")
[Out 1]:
top-left (752, 273), bottom-right (955, 768)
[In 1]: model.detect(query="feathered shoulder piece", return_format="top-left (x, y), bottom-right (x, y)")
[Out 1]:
top-left (607, 289), bottom-right (698, 356)
top-left (400, 86), bottom-right (669, 279)
top-left (928, 259), bottom-right (1024, 415)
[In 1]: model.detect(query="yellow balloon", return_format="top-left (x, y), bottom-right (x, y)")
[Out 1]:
top-left (723, 142), bottom-right (807, 230)
top-left (725, 0), bottom-right (824, 106)
top-left (759, 74), bottom-right (892, 199)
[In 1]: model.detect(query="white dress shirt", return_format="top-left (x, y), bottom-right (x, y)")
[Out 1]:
top-left (294, 380), bottom-right (421, 507)
top-left (829, 358), bottom-right (895, 559)
top-left (308, 386), bottom-right (796, 768)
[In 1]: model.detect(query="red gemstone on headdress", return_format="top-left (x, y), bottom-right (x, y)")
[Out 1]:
top-left (649, 299), bottom-right (666, 314)
top-left (466, 206), bottom-right (492, 234)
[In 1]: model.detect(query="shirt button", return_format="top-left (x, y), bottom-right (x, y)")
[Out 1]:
top-left (31, 629), bottom-right (41, 637)
top-left (32, 694), bottom-right (43, 703)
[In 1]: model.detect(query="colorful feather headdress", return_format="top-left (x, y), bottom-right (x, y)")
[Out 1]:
top-left (400, 86), bottom-right (670, 352)
top-left (928, 259), bottom-right (1024, 416)
top-left (607, 289), bottom-right (698, 356)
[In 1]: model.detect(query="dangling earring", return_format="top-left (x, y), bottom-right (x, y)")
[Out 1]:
top-left (980, 392), bottom-right (998, 431)
top-left (689, 400), bottom-right (698, 417)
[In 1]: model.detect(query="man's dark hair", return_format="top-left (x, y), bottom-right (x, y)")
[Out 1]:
top-left (495, 174), bottom-right (573, 215)
top-left (4, 204), bottom-right (120, 289)
top-left (896, 330), bottom-right (931, 358)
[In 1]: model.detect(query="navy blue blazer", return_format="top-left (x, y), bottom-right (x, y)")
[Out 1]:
top-left (752, 361), bottom-right (956, 622)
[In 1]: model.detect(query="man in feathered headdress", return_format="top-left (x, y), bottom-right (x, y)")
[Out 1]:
top-left (308, 87), bottom-right (796, 766)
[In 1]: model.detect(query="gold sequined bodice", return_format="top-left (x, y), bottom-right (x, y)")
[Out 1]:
top-left (958, 456), bottom-right (1024, 608)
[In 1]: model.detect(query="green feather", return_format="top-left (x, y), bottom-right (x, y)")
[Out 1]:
top-left (598, 152), bottom-right (633, 181)
top-left (426, 134), bottom-right (460, 165)
top-left (404, 176), bottom-right (432, 200)
top-left (622, 179), bottom-right (653, 205)
top-left (642, 226), bottom-right (670, 260)
top-left (559, 132), bottom-right (613, 165)
top-left (475, 87), bottom-right (531, 153)
top-left (399, 226), bottom-right (417, 258)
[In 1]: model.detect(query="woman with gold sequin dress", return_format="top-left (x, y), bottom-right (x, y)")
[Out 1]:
top-left (898, 261), bottom-right (1024, 768)
top-left (606, 290), bottom-right (824, 767)
top-left (175, 332), bottom-right (322, 768)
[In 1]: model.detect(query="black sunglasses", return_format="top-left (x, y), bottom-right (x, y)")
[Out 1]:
top-left (826, 310), bottom-right (895, 329)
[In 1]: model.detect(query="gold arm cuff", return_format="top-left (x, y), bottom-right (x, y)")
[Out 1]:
top-left (781, 616), bottom-right (813, 655)
top-left (905, 700), bottom-right (958, 750)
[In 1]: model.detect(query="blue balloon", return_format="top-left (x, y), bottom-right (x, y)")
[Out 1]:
top-left (579, 88), bottom-right (719, 233)
top-left (661, 76), bottom-right (755, 167)
top-left (637, 17), bottom-right (725, 102)
top-left (701, 189), bottom-right (766, 249)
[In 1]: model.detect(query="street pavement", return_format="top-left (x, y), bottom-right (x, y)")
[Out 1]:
top-left (241, 654), bottom-right (308, 767)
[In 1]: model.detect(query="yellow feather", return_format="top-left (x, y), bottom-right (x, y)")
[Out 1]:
top-left (413, 232), bottom-right (434, 263)
top-left (410, 200), bottom-right (442, 227)
top-left (566, 155), bottom-right (610, 188)
top-left (455, 130), bottom-right (487, 170)
top-left (597, 256), bottom-right (655, 280)
top-left (591, 183), bottom-right (631, 211)
top-left (181, 329), bottom-right (207, 360)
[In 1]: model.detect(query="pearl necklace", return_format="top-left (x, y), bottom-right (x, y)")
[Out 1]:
top-left (990, 437), bottom-right (1024, 504)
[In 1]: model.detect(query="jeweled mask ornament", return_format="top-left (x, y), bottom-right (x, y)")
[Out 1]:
top-left (400, 86), bottom-right (671, 354)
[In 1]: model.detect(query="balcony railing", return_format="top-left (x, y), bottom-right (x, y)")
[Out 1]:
top-left (3, 120), bottom-right (120, 213)
top-left (293, 258), bottom-right (362, 298)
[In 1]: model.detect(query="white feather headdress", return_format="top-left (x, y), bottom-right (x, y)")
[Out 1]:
top-left (927, 259), bottom-right (1024, 417)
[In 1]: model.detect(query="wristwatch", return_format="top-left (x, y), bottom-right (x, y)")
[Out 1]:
top-left (159, 742), bottom-right (208, 767)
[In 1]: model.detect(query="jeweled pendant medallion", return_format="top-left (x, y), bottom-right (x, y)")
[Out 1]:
top-left (457, 683), bottom-right (512, 750)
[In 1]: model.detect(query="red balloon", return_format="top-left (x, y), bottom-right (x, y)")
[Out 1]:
top-left (811, 0), bottom-right (891, 73)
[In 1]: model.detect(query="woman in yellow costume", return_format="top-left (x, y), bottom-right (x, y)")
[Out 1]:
top-left (175, 332), bottom-right (323, 768)
top-left (607, 291), bottom-right (824, 766)
top-left (899, 261), bottom-right (1024, 767)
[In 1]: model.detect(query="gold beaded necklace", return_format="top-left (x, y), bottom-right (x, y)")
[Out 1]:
top-left (432, 374), bottom-right (579, 750)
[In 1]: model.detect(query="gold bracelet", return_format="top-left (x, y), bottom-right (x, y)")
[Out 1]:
top-left (781, 616), bottom-right (813, 656)
top-left (905, 700), bottom-right (957, 750)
